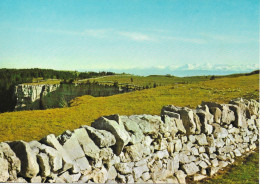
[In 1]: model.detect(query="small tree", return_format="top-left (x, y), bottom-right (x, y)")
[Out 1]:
top-left (113, 81), bottom-right (119, 88)
top-left (131, 78), bottom-right (133, 82)
top-left (210, 75), bottom-right (215, 80)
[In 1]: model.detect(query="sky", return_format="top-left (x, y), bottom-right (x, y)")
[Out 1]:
top-left (0, 0), bottom-right (259, 76)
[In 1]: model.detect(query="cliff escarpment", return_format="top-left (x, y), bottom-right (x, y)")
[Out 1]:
top-left (14, 83), bottom-right (125, 111)
top-left (0, 98), bottom-right (258, 183)
top-left (14, 84), bottom-right (60, 110)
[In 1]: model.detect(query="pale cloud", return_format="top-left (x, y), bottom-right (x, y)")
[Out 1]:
top-left (162, 36), bottom-right (207, 44)
top-left (199, 33), bottom-right (257, 44)
top-left (118, 31), bottom-right (155, 41)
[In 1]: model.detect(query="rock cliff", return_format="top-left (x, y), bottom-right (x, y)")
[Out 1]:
top-left (0, 98), bottom-right (259, 183)
top-left (14, 83), bottom-right (123, 111)
top-left (14, 84), bottom-right (60, 110)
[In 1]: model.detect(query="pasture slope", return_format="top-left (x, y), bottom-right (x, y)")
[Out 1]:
top-left (0, 73), bottom-right (258, 142)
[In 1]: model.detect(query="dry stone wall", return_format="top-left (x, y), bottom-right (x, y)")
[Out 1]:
top-left (0, 98), bottom-right (259, 183)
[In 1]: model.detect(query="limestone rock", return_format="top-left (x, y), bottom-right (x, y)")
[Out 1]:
top-left (82, 126), bottom-right (116, 148)
top-left (92, 115), bottom-right (131, 155)
top-left (210, 107), bottom-right (222, 124)
top-left (8, 141), bottom-right (39, 178)
top-left (175, 170), bottom-right (187, 184)
top-left (179, 108), bottom-right (197, 134)
top-left (40, 134), bottom-right (73, 171)
top-left (141, 172), bottom-right (150, 181)
top-left (167, 154), bottom-right (179, 173)
top-left (39, 144), bottom-right (62, 172)
top-left (208, 167), bottom-right (219, 176)
top-left (92, 167), bottom-right (108, 183)
top-left (115, 162), bottom-right (134, 175)
top-left (196, 134), bottom-right (208, 146)
top-left (174, 139), bottom-right (183, 152)
top-left (124, 143), bottom-right (144, 162)
top-left (0, 157), bottom-right (9, 182)
top-left (133, 164), bottom-right (149, 180)
top-left (221, 105), bottom-right (235, 124)
top-left (182, 162), bottom-right (200, 175)
top-left (107, 166), bottom-right (117, 180)
top-left (126, 175), bottom-right (135, 183)
top-left (37, 153), bottom-right (51, 177)
top-left (121, 115), bottom-right (144, 144)
top-left (193, 174), bottom-right (207, 181)
top-left (0, 142), bottom-right (21, 181)
top-left (30, 176), bottom-right (42, 183)
top-left (212, 123), bottom-right (228, 139)
top-left (59, 132), bottom-right (90, 171)
top-left (175, 118), bottom-right (187, 134)
top-left (74, 128), bottom-right (100, 160)
top-left (154, 149), bottom-right (169, 160)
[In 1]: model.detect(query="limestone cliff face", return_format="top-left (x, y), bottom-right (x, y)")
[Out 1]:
top-left (14, 83), bottom-right (123, 111)
top-left (14, 84), bottom-right (60, 110)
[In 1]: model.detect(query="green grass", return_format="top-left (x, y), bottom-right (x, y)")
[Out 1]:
top-left (193, 150), bottom-right (259, 184)
top-left (86, 74), bottom-right (210, 87)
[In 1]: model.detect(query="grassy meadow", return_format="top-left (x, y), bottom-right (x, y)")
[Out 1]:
top-left (0, 73), bottom-right (258, 142)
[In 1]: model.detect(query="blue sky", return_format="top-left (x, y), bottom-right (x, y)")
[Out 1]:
top-left (0, 0), bottom-right (259, 76)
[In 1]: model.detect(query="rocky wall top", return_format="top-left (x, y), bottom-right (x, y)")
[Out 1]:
top-left (0, 98), bottom-right (259, 183)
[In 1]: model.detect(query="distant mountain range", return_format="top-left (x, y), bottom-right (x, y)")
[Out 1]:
top-left (79, 63), bottom-right (259, 77)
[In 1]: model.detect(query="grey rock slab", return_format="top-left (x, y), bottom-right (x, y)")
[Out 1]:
top-left (59, 132), bottom-right (90, 171)
top-left (107, 166), bottom-right (117, 180)
top-left (175, 118), bottom-right (187, 134)
top-left (179, 108), bottom-right (197, 134)
top-left (196, 134), bottom-right (208, 146)
top-left (175, 170), bottom-right (187, 184)
top-left (193, 174), bottom-right (207, 181)
top-left (0, 142), bottom-right (21, 181)
top-left (124, 143), bottom-right (144, 162)
top-left (82, 125), bottom-right (116, 148)
top-left (133, 164), bottom-right (149, 180)
top-left (141, 172), bottom-right (151, 181)
top-left (126, 175), bottom-right (135, 183)
top-left (8, 141), bottom-right (39, 178)
top-left (208, 167), bottom-right (219, 176)
top-left (40, 134), bottom-right (73, 171)
top-left (221, 105), bottom-right (236, 124)
top-left (182, 162), bottom-right (200, 176)
top-left (199, 161), bottom-right (208, 169)
top-left (74, 128), bottom-right (100, 160)
top-left (39, 144), bottom-right (62, 172)
top-left (167, 154), bottom-right (179, 173)
top-left (92, 167), bottom-right (108, 183)
top-left (154, 149), bottom-right (169, 160)
top-left (234, 149), bottom-right (242, 157)
top-left (91, 115), bottom-right (131, 155)
top-left (30, 176), bottom-right (42, 183)
top-left (212, 123), bottom-right (229, 139)
top-left (174, 139), bottom-right (183, 152)
top-left (121, 115), bottom-right (144, 144)
top-left (0, 157), bottom-right (9, 182)
top-left (115, 162), bottom-right (134, 175)
top-left (37, 153), bottom-right (51, 177)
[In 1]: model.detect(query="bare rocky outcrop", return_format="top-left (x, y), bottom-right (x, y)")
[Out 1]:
top-left (0, 98), bottom-right (259, 183)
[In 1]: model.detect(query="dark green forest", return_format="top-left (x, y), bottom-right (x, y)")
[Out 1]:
top-left (0, 68), bottom-right (115, 112)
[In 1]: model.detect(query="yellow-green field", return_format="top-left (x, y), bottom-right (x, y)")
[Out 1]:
top-left (0, 74), bottom-right (258, 142)
top-left (86, 74), bottom-right (210, 87)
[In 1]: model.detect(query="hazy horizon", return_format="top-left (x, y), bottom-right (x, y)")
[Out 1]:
top-left (0, 0), bottom-right (259, 75)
